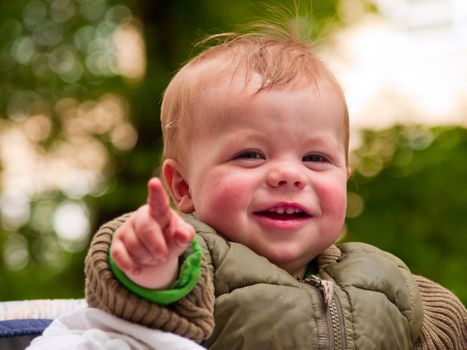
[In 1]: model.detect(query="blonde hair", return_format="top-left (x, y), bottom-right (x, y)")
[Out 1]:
top-left (160, 25), bottom-right (349, 162)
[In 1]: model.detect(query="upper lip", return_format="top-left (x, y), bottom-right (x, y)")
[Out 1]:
top-left (254, 202), bottom-right (312, 216)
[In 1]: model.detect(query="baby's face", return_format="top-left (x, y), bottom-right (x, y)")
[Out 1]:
top-left (176, 77), bottom-right (349, 277)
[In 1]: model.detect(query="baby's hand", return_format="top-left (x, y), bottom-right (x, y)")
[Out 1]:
top-left (111, 177), bottom-right (195, 289)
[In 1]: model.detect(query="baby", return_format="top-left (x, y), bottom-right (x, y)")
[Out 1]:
top-left (83, 29), bottom-right (466, 349)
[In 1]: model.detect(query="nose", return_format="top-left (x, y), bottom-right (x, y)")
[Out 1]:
top-left (266, 162), bottom-right (307, 190)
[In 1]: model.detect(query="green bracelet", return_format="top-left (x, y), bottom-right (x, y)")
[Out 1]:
top-left (109, 237), bottom-right (202, 305)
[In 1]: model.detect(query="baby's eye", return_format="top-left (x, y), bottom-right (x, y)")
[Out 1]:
top-left (303, 154), bottom-right (328, 163)
top-left (234, 150), bottom-right (264, 160)
top-left (233, 150), bottom-right (265, 161)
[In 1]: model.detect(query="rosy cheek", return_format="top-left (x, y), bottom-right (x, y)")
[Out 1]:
top-left (196, 177), bottom-right (248, 222)
top-left (208, 187), bottom-right (239, 212)
top-left (316, 179), bottom-right (347, 222)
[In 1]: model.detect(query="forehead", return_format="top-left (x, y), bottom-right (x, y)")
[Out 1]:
top-left (174, 70), bottom-right (349, 167)
top-left (193, 72), bottom-right (346, 131)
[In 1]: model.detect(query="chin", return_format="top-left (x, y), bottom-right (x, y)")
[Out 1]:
top-left (268, 248), bottom-right (318, 272)
top-left (266, 250), bottom-right (302, 267)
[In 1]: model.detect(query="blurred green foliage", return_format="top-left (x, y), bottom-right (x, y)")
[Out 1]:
top-left (0, 0), bottom-right (465, 306)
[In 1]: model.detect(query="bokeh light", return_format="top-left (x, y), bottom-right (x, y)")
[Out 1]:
top-left (0, 0), bottom-right (144, 283)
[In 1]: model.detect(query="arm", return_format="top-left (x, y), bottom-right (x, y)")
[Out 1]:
top-left (414, 275), bottom-right (466, 350)
top-left (84, 179), bottom-right (215, 342)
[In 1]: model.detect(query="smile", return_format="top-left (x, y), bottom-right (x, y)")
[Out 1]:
top-left (254, 203), bottom-right (311, 221)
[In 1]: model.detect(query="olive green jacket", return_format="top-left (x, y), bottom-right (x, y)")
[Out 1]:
top-left (85, 215), bottom-right (466, 349)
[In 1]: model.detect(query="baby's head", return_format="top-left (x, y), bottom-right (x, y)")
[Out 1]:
top-left (161, 31), bottom-right (349, 163)
top-left (161, 30), bottom-right (350, 278)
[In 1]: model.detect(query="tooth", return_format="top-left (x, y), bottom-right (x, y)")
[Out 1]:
top-left (276, 208), bottom-right (285, 214)
top-left (286, 208), bottom-right (295, 214)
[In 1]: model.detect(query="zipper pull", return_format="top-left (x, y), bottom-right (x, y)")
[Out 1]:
top-left (303, 275), bottom-right (334, 307)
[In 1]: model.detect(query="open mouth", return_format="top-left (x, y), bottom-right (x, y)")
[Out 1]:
top-left (255, 207), bottom-right (311, 221)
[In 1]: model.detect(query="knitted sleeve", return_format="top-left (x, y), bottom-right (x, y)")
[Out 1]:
top-left (84, 214), bottom-right (215, 343)
top-left (414, 275), bottom-right (466, 350)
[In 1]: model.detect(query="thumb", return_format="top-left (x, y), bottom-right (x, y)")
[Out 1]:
top-left (170, 220), bottom-right (196, 257)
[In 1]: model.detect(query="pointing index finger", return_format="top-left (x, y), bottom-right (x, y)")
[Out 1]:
top-left (147, 178), bottom-right (171, 230)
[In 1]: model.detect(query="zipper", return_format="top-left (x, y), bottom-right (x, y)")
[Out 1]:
top-left (303, 275), bottom-right (347, 350)
top-left (327, 292), bottom-right (346, 350)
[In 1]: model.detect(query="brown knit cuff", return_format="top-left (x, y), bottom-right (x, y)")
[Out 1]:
top-left (414, 275), bottom-right (466, 350)
top-left (317, 244), bottom-right (342, 268)
top-left (85, 214), bottom-right (215, 343)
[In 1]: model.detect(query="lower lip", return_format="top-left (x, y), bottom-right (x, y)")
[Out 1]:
top-left (253, 213), bottom-right (311, 231)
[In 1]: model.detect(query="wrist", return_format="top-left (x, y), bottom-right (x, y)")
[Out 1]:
top-left (125, 258), bottom-right (180, 290)
top-left (109, 238), bottom-right (202, 305)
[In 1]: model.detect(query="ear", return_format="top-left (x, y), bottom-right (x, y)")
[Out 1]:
top-left (346, 167), bottom-right (352, 180)
top-left (162, 159), bottom-right (194, 213)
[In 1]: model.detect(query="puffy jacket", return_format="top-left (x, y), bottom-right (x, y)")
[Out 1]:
top-left (85, 215), bottom-right (466, 349)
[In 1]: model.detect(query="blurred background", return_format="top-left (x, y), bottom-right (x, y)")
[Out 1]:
top-left (0, 0), bottom-right (465, 304)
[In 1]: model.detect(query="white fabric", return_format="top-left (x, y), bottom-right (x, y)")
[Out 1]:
top-left (0, 299), bottom-right (87, 320)
top-left (27, 307), bottom-right (206, 350)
